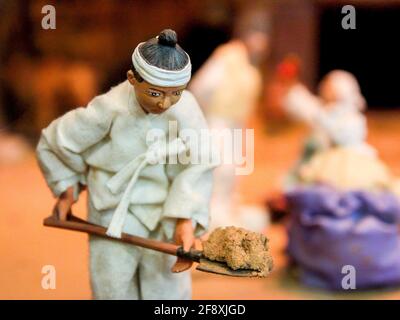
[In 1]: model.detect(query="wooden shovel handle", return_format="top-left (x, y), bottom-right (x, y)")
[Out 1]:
top-left (44, 206), bottom-right (203, 261)
top-left (44, 211), bottom-right (179, 256)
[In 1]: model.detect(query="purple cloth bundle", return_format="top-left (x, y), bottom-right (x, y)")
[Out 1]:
top-left (286, 185), bottom-right (400, 290)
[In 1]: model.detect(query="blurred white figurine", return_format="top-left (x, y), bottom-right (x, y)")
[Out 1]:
top-left (284, 70), bottom-right (375, 163)
top-left (280, 68), bottom-right (400, 199)
top-left (189, 14), bottom-right (270, 231)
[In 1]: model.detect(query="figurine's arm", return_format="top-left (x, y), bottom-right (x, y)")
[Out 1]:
top-left (36, 94), bottom-right (115, 200)
top-left (283, 83), bottom-right (322, 125)
top-left (163, 92), bottom-right (218, 239)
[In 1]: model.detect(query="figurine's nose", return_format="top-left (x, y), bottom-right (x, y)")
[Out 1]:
top-left (158, 97), bottom-right (171, 110)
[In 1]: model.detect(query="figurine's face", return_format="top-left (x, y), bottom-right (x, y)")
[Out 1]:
top-left (127, 70), bottom-right (186, 114)
top-left (318, 70), bottom-right (362, 108)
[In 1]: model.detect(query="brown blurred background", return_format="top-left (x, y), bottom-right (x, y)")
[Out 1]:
top-left (1, 0), bottom-right (400, 299)
top-left (2, 0), bottom-right (400, 136)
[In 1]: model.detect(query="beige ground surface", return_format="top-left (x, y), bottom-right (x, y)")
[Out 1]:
top-left (1, 111), bottom-right (399, 299)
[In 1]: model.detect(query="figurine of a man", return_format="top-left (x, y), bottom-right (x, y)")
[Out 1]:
top-left (36, 29), bottom-right (217, 299)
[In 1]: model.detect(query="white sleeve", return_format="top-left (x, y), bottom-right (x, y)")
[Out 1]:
top-left (36, 94), bottom-right (115, 198)
top-left (283, 83), bottom-right (322, 125)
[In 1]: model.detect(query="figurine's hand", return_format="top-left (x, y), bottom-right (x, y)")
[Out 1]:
top-left (174, 218), bottom-right (195, 251)
top-left (55, 186), bottom-right (76, 220)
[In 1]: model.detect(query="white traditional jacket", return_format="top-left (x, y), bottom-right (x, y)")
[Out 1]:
top-left (37, 80), bottom-right (217, 239)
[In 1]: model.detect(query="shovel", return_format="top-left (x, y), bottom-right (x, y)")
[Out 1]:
top-left (43, 208), bottom-right (260, 277)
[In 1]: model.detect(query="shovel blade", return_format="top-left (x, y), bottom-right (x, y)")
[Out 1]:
top-left (196, 258), bottom-right (266, 278)
top-left (171, 257), bottom-right (193, 273)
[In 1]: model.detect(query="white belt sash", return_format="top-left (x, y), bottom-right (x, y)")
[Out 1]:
top-left (105, 138), bottom-right (187, 238)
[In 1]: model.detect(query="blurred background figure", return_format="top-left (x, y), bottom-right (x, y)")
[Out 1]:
top-left (267, 56), bottom-right (400, 291)
top-left (282, 82), bottom-right (400, 290)
top-left (189, 5), bottom-right (271, 231)
top-left (284, 70), bottom-right (369, 154)
top-left (281, 69), bottom-right (374, 187)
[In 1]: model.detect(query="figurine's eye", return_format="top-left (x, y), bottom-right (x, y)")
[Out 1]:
top-left (148, 91), bottom-right (161, 97)
top-left (174, 91), bottom-right (182, 96)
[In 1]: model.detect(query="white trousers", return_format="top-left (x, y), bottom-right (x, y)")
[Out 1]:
top-left (88, 201), bottom-right (191, 300)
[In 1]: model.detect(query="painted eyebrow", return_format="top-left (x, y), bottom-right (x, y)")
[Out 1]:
top-left (148, 88), bottom-right (165, 93)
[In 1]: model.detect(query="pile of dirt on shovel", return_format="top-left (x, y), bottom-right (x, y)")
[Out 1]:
top-left (202, 226), bottom-right (273, 277)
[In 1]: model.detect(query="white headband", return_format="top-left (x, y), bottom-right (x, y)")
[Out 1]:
top-left (132, 42), bottom-right (191, 87)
